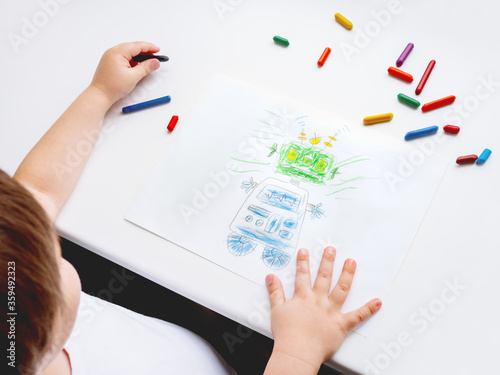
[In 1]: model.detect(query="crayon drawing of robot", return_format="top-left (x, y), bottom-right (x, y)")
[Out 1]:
top-left (227, 130), bottom-right (337, 270)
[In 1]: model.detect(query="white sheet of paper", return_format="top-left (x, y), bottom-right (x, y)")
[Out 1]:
top-left (126, 76), bottom-right (449, 336)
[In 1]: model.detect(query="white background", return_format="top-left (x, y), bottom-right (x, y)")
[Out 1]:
top-left (1, 1), bottom-right (499, 374)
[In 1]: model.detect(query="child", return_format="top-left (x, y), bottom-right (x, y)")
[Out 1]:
top-left (0, 42), bottom-right (381, 375)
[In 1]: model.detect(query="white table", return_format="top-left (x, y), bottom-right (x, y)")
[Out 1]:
top-left (1, 1), bottom-right (499, 373)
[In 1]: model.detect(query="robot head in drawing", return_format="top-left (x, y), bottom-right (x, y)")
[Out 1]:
top-left (227, 130), bottom-right (338, 270)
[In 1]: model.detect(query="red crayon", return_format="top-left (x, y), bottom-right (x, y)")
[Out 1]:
top-left (167, 115), bottom-right (179, 132)
top-left (456, 154), bottom-right (478, 165)
top-left (421, 95), bottom-right (456, 112)
top-left (388, 67), bottom-right (413, 83)
top-left (443, 125), bottom-right (460, 134)
top-left (317, 47), bottom-right (331, 67)
top-left (415, 60), bottom-right (436, 95)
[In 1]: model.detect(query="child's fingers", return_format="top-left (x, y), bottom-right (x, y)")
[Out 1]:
top-left (294, 248), bottom-right (311, 294)
top-left (329, 259), bottom-right (356, 307)
top-left (342, 298), bottom-right (382, 330)
top-left (312, 247), bottom-right (336, 294)
top-left (266, 274), bottom-right (285, 309)
top-left (133, 59), bottom-right (161, 79)
top-left (117, 41), bottom-right (160, 60)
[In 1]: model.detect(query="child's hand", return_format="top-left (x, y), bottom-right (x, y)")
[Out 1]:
top-left (264, 247), bottom-right (382, 374)
top-left (90, 41), bottom-right (161, 105)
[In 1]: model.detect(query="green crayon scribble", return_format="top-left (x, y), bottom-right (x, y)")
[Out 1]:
top-left (244, 135), bottom-right (275, 140)
top-left (334, 155), bottom-right (364, 165)
top-left (330, 176), bottom-right (377, 186)
top-left (333, 155), bottom-right (369, 169)
top-left (230, 157), bottom-right (270, 166)
top-left (251, 129), bottom-right (284, 137)
top-left (228, 169), bottom-right (264, 174)
top-left (258, 119), bottom-right (280, 129)
top-left (268, 143), bottom-right (278, 157)
top-left (326, 187), bottom-right (358, 196)
top-left (265, 110), bottom-right (284, 119)
top-left (236, 152), bottom-right (262, 162)
top-left (274, 141), bottom-right (336, 184)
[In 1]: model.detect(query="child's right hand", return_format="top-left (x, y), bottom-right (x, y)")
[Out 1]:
top-left (89, 41), bottom-right (161, 105)
top-left (264, 247), bottom-right (381, 374)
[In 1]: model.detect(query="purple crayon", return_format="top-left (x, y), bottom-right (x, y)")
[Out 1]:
top-left (396, 43), bottom-right (414, 67)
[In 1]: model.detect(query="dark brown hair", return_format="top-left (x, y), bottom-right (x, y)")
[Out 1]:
top-left (0, 169), bottom-right (63, 374)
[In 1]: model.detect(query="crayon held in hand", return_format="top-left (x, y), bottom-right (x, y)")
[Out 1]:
top-left (132, 55), bottom-right (169, 62)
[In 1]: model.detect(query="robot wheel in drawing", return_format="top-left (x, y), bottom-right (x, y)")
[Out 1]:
top-left (261, 247), bottom-right (291, 270)
top-left (227, 234), bottom-right (292, 270)
top-left (227, 233), bottom-right (258, 256)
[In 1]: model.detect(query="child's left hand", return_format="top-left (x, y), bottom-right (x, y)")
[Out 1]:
top-left (90, 41), bottom-right (161, 105)
top-left (264, 247), bottom-right (382, 374)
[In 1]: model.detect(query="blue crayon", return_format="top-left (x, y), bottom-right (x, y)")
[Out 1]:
top-left (122, 95), bottom-right (171, 113)
top-left (404, 125), bottom-right (439, 141)
top-left (476, 148), bottom-right (492, 164)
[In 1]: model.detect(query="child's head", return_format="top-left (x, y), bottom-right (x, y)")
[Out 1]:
top-left (0, 169), bottom-right (81, 374)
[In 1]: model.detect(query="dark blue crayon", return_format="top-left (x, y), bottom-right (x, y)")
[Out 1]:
top-left (404, 125), bottom-right (439, 141)
top-left (122, 95), bottom-right (171, 114)
top-left (132, 54), bottom-right (169, 62)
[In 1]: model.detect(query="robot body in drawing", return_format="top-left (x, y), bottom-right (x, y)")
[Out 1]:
top-left (227, 132), bottom-right (336, 270)
top-left (228, 178), bottom-right (304, 269)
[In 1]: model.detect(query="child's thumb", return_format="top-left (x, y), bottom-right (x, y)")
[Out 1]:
top-left (135, 59), bottom-right (160, 79)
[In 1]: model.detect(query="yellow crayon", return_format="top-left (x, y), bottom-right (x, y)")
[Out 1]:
top-left (363, 113), bottom-right (394, 125)
top-left (334, 13), bottom-right (353, 30)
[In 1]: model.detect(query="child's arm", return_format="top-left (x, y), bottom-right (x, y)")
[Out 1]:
top-left (14, 41), bottom-right (161, 222)
top-left (264, 247), bottom-right (381, 375)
